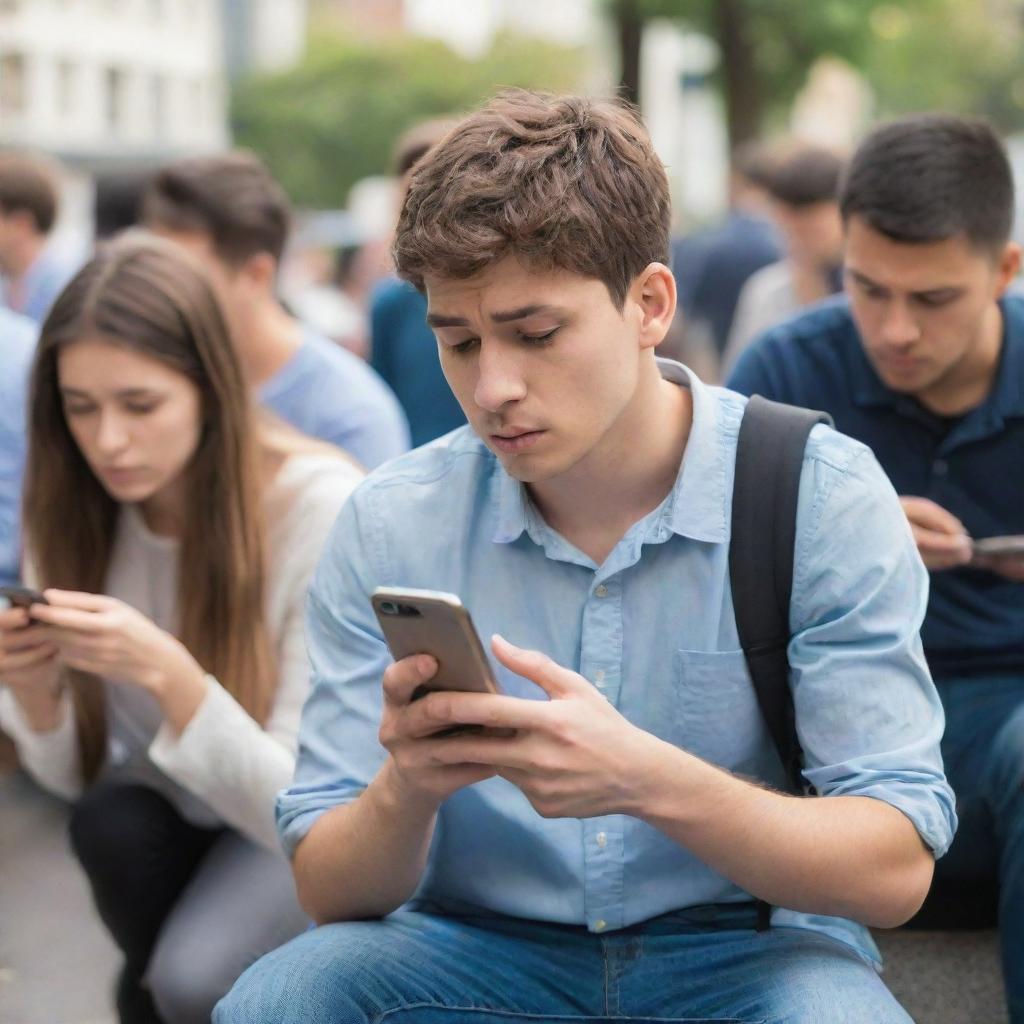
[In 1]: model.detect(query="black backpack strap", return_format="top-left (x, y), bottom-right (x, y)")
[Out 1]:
top-left (729, 395), bottom-right (832, 931)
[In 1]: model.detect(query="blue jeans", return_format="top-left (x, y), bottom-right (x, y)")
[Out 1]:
top-left (933, 674), bottom-right (1024, 1023)
top-left (214, 903), bottom-right (910, 1023)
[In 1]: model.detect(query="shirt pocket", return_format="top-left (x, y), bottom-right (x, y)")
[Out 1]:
top-left (664, 649), bottom-right (765, 769)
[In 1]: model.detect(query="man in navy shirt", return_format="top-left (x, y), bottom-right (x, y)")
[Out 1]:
top-left (729, 115), bottom-right (1024, 1021)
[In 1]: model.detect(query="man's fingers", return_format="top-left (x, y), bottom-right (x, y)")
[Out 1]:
top-left (900, 496), bottom-right (968, 537)
top-left (401, 691), bottom-right (544, 738)
top-left (491, 634), bottom-right (590, 699)
top-left (382, 654), bottom-right (438, 706)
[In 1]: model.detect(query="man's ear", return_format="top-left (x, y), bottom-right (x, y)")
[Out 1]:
top-left (238, 251), bottom-right (278, 294)
top-left (630, 262), bottom-right (677, 352)
top-left (995, 242), bottom-right (1022, 297)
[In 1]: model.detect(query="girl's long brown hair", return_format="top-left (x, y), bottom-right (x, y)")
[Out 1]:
top-left (24, 232), bottom-right (275, 783)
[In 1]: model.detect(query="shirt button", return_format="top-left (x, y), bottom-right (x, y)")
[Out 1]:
top-left (933, 459), bottom-right (948, 476)
top-left (595, 919), bottom-right (607, 932)
top-left (596, 832), bottom-right (607, 848)
top-left (595, 584), bottom-right (609, 598)
top-left (594, 669), bottom-right (606, 683)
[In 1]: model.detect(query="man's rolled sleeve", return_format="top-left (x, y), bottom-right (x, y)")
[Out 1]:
top-left (275, 491), bottom-right (391, 858)
top-left (789, 431), bottom-right (957, 857)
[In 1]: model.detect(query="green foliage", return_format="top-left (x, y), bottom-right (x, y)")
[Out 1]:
top-left (231, 30), bottom-right (586, 209)
top-left (862, 0), bottom-right (1024, 132)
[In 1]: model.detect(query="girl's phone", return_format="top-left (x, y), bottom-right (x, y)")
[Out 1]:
top-left (371, 587), bottom-right (501, 698)
top-left (0, 586), bottom-right (49, 610)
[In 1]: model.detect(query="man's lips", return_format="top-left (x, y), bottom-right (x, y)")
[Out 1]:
top-left (489, 429), bottom-right (545, 454)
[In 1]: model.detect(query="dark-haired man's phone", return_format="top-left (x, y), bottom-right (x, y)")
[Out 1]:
top-left (0, 586), bottom-right (49, 610)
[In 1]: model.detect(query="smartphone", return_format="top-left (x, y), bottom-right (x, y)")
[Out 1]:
top-left (371, 587), bottom-right (502, 698)
top-left (0, 586), bottom-right (49, 610)
top-left (972, 535), bottom-right (1024, 558)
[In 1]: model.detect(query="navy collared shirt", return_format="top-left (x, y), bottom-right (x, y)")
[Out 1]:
top-left (728, 294), bottom-right (1024, 680)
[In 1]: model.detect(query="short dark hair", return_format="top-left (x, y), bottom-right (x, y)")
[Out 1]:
top-left (393, 90), bottom-right (671, 308)
top-left (391, 118), bottom-right (459, 178)
top-left (0, 153), bottom-right (58, 234)
top-left (765, 144), bottom-right (844, 208)
top-left (141, 151), bottom-right (291, 266)
top-left (840, 114), bottom-right (1014, 251)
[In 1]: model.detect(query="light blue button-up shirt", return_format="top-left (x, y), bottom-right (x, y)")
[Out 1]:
top-left (280, 359), bottom-right (956, 962)
top-left (0, 309), bottom-right (37, 587)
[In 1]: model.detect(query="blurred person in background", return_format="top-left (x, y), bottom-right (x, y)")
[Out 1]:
top-left (369, 119), bottom-right (467, 446)
top-left (0, 153), bottom-right (77, 324)
top-left (666, 141), bottom-right (782, 373)
top-left (0, 233), bottom-right (362, 1024)
top-left (729, 115), bottom-right (1024, 1022)
top-left (142, 151), bottom-right (410, 469)
top-left (94, 169), bottom-right (153, 243)
top-left (0, 307), bottom-right (36, 587)
top-left (722, 143), bottom-right (846, 375)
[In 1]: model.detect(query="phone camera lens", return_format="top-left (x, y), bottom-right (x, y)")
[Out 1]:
top-left (379, 601), bottom-right (398, 615)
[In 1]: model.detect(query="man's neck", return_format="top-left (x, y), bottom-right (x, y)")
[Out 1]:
top-left (916, 302), bottom-right (1004, 417)
top-left (240, 300), bottom-right (304, 388)
top-left (529, 358), bottom-right (692, 566)
top-left (1, 234), bottom-right (44, 281)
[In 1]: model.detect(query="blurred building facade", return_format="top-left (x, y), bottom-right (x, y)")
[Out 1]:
top-left (0, 0), bottom-right (228, 166)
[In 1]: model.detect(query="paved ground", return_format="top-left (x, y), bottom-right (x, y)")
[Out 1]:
top-left (0, 758), bottom-right (1008, 1024)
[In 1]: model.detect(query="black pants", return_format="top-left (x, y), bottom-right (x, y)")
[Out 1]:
top-left (69, 783), bottom-right (222, 1024)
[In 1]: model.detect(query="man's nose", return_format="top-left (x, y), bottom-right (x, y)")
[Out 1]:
top-left (474, 342), bottom-right (527, 412)
top-left (879, 300), bottom-right (921, 347)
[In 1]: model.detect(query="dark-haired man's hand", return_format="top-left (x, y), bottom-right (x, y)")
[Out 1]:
top-left (899, 496), bottom-right (973, 571)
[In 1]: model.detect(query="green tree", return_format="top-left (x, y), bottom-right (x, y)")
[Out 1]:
top-left (607, 0), bottom-right (1024, 145)
top-left (231, 30), bottom-right (586, 209)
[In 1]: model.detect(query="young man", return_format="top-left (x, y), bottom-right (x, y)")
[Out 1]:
top-left (722, 143), bottom-right (846, 375)
top-left (728, 114), bottom-right (1023, 1021)
top-left (216, 93), bottom-right (955, 1023)
top-left (0, 154), bottom-right (75, 324)
top-left (141, 152), bottom-right (409, 468)
top-left (370, 119), bottom-right (467, 446)
top-left (0, 307), bottom-right (36, 586)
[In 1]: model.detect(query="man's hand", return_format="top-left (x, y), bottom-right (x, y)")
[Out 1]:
top-left (900, 496), bottom-right (973, 570)
top-left (394, 634), bottom-right (670, 820)
top-left (378, 653), bottom-right (499, 810)
top-left (971, 551), bottom-right (1024, 582)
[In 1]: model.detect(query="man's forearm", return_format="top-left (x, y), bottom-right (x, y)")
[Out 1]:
top-left (636, 739), bottom-right (934, 928)
top-left (292, 758), bottom-right (439, 925)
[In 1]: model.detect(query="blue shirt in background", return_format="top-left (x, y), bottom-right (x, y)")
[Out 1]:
top-left (370, 278), bottom-right (466, 448)
top-left (260, 327), bottom-right (410, 469)
top-left (0, 248), bottom-right (76, 325)
top-left (728, 294), bottom-right (1024, 681)
top-left (279, 359), bottom-right (955, 963)
top-left (0, 309), bottom-right (37, 586)
top-left (671, 211), bottom-right (781, 356)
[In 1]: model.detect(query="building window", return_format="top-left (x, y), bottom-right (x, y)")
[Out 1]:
top-left (0, 52), bottom-right (26, 118)
top-left (150, 73), bottom-right (164, 135)
top-left (105, 66), bottom-right (124, 134)
top-left (57, 59), bottom-right (75, 117)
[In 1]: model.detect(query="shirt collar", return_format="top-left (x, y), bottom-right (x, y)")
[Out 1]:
top-left (491, 358), bottom-right (731, 547)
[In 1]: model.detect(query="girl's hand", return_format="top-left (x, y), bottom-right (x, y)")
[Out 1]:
top-left (0, 605), bottom-right (63, 696)
top-left (29, 590), bottom-right (202, 700)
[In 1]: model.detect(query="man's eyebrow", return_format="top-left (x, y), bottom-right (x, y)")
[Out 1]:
top-left (846, 268), bottom-right (886, 290)
top-left (426, 304), bottom-right (567, 328)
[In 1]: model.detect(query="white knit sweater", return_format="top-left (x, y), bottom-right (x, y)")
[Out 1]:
top-left (0, 453), bottom-right (362, 852)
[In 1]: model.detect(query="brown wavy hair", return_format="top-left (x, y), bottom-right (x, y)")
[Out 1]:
top-left (392, 90), bottom-right (671, 308)
top-left (24, 232), bottom-right (275, 783)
